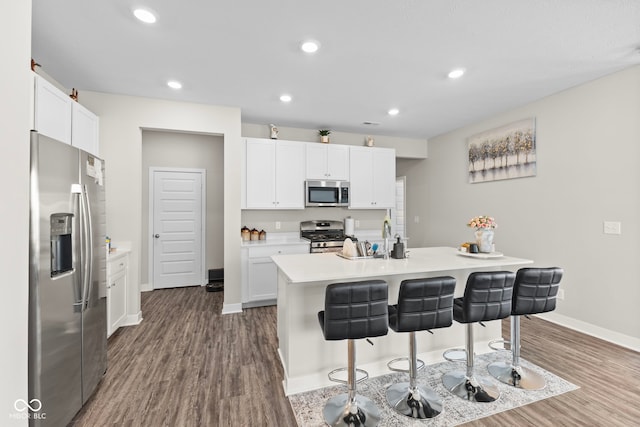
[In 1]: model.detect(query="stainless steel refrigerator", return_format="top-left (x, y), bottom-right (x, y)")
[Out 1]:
top-left (29, 131), bottom-right (107, 427)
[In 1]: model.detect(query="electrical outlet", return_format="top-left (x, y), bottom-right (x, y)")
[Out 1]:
top-left (557, 289), bottom-right (565, 300)
top-left (275, 221), bottom-right (281, 230)
top-left (414, 216), bottom-right (420, 224)
top-left (355, 220), bottom-right (360, 228)
top-left (603, 221), bottom-right (621, 235)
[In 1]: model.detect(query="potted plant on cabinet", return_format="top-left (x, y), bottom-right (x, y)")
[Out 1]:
top-left (318, 129), bottom-right (331, 143)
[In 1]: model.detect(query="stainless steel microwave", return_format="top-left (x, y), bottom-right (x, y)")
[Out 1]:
top-left (305, 180), bottom-right (350, 207)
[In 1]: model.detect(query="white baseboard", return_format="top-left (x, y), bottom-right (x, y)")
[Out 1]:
top-left (221, 303), bottom-right (243, 315)
top-left (538, 312), bottom-right (640, 352)
top-left (140, 282), bottom-right (153, 292)
top-left (121, 311), bottom-right (143, 327)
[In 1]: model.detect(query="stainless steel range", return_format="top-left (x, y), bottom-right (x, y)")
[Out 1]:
top-left (300, 220), bottom-right (354, 253)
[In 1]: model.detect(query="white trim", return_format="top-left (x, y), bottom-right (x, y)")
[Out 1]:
top-left (538, 312), bottom-right (640, 352)
top-left (149, 167), bottom-right (207, 289)
top-left (121, 311), bottom-right (143, 327)
top-left (221, 303), bottom-right (243, 315)
top-left (140, 282), bottom-right (153, 292)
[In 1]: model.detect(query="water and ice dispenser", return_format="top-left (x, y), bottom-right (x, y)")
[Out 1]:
top-left (50, 213), bottom-right (73, 276)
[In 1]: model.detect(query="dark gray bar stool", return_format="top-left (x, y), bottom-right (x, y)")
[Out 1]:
top-left (442, 271), bottom-right (515, 402)
top-left (318, 280), bottom-right (389, 427)
top-left (488, 267), bottom-right (564, 389)
top-left (385, 276), bottom-right (455, 419)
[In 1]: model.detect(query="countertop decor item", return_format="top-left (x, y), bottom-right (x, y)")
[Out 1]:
top-left (241, 226), bottom-right (250, 241)
top-left (318, 129), bottom-right (331, 143)
top-left (467, 216), bottom-right (497, 253)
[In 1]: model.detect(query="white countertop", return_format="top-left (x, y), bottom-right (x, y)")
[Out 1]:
top-left (272, 246), bottom-right (533, 283)
top-left (107, 247), bottom-right (131, 261)
top-left (241, 232), bottom-right (309, 248)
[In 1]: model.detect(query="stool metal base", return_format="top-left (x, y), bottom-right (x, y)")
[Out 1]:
top-left (386, 382), bottom-right (442, 419)
top-left (487, 361), bottom-right (546, 390)
top-left (322, 393), bottom-right (381, 427)
top-left (442, 371), bottom-right (500, 402)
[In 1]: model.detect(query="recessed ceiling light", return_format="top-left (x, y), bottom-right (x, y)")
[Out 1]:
top-left (448, 68), bottom-right (465, 79)
top-left (280, 94), bottom-right (292, 102)
top-left (133, 8), bottom-right (157, 24)
top-left (388, 108), bottom-right (400, 116)
top-left (167, 80), bottom-right (182, 89)
top-left (301, 41), bottom-right (319, 53)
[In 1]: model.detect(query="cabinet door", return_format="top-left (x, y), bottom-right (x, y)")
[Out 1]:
top-left (107, 259), bottom-right (127, 337)
top-left (247, 257), bottom-right (278, 301)
top-left (326, 145), bottom-right (349, 180)
top-left (349, 147), bottom-right (375, 208)
top-left (305, 143), bottom-right (329, 179)
top-left (246, 139), bottom-right (277, 208)
top-left (34, 74), bottom-right (72, 144)
top-left (275, 141), bottom-right (305, 209)
top-left (72, 102), bottom-right (99, 156)
top-left (372, 148), bottom-right (396, 208)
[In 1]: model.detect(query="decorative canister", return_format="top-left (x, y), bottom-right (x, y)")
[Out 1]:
top-left (259, 230), bottom-right (267, 240)
top-left (241, 226), bottom-right (250, 241)
top-left (250, 228), bottom-right (259, 241)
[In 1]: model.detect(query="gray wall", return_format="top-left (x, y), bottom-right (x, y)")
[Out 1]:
top-left (414, 65), bottom-right (640, 346)
top-left (141, 131), bottom-right (224, 285)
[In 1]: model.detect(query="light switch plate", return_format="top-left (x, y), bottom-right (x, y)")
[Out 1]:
top-left (603, 221), bottom-right (621, 235)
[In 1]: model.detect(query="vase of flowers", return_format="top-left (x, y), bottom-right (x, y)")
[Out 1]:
top-left (467, 216), bottom-right (497, 253)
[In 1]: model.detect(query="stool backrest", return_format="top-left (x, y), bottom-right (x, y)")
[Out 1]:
top-left (462, 271), bottom-right (515, 323)
top-left (512, 267), bottom-right (564, 315)
top-left (322, 280), bottom-right (388, 340)
top-left (394, 276), bottom-right (455, 332)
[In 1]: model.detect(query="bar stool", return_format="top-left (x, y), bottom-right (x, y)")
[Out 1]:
top-left (317, 280), bottom-right (389, 427)
top-left (442, 271), bottom-right (515, 402)
top-left (487, 267), bottom-right (564, 389)
top-left (385, 276), bottom-right (456, 419)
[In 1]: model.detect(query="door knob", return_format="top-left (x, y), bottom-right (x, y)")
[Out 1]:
top-left (154, 234), bottom-right (160, 238)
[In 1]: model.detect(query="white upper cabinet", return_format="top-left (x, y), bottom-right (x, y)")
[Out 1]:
top-left (34, 74), bottom-right (73, 145)
top-left (245, 138), bottom-right (305, 209)
top-left (305, 143), bottom-right (349, 180)
top-left (349, 146), bottom-right (396, 209)
top-left (33, 74), bottom-right (100, 156)
top-left (72, 102), bottom-right (99, 156)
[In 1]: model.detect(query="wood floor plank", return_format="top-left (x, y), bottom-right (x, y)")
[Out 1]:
top-left (71, 286), bottom-right (639, 426)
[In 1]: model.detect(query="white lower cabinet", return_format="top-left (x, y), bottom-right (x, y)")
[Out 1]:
top-left (242, 243), bottom-right (309, 307)
top-left (107, 252), bottom-right (128, 337)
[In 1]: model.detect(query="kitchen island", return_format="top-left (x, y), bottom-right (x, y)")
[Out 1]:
top-left (271, 246), bottom-right (533, 395)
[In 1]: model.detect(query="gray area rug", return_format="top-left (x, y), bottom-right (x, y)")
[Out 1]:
top-left (289, 351), bottom-right (579, 426)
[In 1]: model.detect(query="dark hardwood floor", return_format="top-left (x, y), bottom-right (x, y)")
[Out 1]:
top-left (72, 286), bottom-right (640, 426)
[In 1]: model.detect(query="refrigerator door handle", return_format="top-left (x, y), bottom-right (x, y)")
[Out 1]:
top-left (79, 185), bottom-right (94, 311)
top-left (71, 185), bottom-right (84, 310)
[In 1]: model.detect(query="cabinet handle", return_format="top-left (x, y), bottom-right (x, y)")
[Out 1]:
top-left (119, 263), bottom-right (124, 267)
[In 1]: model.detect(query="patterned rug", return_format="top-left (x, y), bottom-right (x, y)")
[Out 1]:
top-left (288, 351), bottom-right (578, 426)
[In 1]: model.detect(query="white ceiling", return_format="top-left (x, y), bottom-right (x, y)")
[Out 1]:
top-left (31, 0), bottom-right (640, 139)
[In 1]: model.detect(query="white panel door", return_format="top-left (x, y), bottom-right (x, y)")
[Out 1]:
top-left (152, 170), bottom-right (205, 289)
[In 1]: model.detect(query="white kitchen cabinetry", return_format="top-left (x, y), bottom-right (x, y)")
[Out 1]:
top-left (71, 102), bottom-right (99, 155)
top-left (305, 143), bottom-right (349, 180)
top-left (34, 74), bottom-right (73, 145)
top-left (242, 243), bottom-right (309, 307)
top-left (33, 73), bottom-right (100, 156)
top-left (245, 138), bottom-right (305, 209)
top-left (107, 251), bottom-right (129, 337)
top-left (349, 146), bottom-right (396, 209)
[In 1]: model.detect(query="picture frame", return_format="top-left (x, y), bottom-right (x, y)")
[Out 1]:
top-left (468, 117), bottom-right (536, 183)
